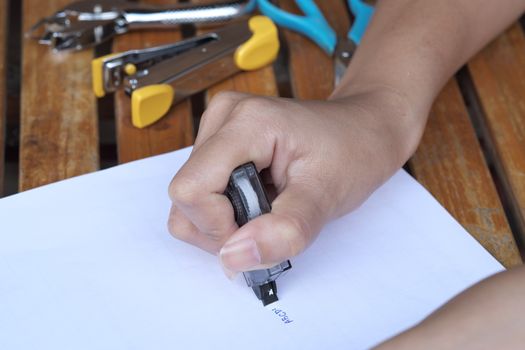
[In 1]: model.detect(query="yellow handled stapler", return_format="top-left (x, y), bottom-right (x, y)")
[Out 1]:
top-left (92, 16), bottom-right (279, 128)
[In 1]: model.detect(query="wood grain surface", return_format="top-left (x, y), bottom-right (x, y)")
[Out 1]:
top-left (0, 0), bottom-right (6, 195)
top-left (112, 0), bottom-right (194, 164)
top-left (20, 0), bottom-right (99, 191)
top-left (468, 23), bottom-right (525, 247)
top-left (205, 65), bottom-right (278, 100)
top-left (410, 80), bottom-right (521, 268)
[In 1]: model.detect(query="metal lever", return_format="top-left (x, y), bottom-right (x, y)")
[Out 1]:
top-left (93, 35), bottom-right (222, 96)
top-left (27, 0), bottom-right (257, 51)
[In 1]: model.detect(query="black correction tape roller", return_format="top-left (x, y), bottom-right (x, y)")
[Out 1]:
top-left (225, 162), bottom-right (292, 306)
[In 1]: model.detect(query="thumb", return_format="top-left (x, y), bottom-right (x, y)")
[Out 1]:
top-left (219, 183), bottom-right (326, 272)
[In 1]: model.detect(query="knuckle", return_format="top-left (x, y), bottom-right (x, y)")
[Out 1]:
top-left (212, 91), bottom-right (242, 105)
top-left (202, 92), bottom-right (239, 122)
top-left (168, 177), bottom-right (201, 208)
top-left (168, 225), bottom-right (190, 242)
top-left (230, 97), bottom-right (268, 121)
top-left (198, 108), bottom-right (214, 129)
top-left (230, 97), bottom-right (286, 133)
top-left (167, 215), bottom-right (194, 243)
top-left (205, 91), bottom-right (244, 117)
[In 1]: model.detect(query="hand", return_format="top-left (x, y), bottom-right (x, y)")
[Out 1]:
top-left (167, 88), bottom-right (421, 276)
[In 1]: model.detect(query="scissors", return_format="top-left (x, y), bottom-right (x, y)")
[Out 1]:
top-left (257, 0), bottom-right (374, 85)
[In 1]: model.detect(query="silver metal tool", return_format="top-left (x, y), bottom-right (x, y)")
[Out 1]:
top-left (225, 163), bottom-right (291, 306)
top-left (92, 16), bottom-right (279, 128)
top-left (96, 19), bottom-right (252, 97)
top-left (26, 0), bottom-right (257, 51)
top-left (123, 20), bottom-right (251, 95)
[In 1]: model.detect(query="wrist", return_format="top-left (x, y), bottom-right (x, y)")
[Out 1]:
top-left (332, 84), bottom-right (427, 175)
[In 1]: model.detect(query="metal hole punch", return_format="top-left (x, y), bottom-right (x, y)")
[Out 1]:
top-left (91, 16), bottom-right (280, 128)
top-left (26, 0), bottom-right (257, 51)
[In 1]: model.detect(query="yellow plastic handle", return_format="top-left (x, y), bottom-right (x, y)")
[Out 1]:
top-left (91, 54), bottom-right (118, 98)
top-left (234, 16), bottom-right (280, 71)
top-left (131, 84), bottom-right (175, 129)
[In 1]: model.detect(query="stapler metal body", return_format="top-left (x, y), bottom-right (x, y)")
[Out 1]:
top-left (92, 16), bottom-right (279, 128)
top-left (27, 0), bottom-right (256, 51)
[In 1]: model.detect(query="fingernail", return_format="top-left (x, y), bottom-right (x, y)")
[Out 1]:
top-left (220, 238), bottom-right (261, 271)
top-left (221, 264), bottom-right (238, 281)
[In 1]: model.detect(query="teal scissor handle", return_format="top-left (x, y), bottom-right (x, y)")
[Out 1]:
top-left (348, 0), bottom-right (374, 45)
top-left (257, 0), bottom-right (337, 55)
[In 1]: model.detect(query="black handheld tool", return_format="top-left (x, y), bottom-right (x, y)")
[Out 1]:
top-left (225, 163), bottom-right (291, 306)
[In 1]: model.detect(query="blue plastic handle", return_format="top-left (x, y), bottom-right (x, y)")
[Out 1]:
top-left (347, 0), bottom-right (374, 45)
top-left (257, 0), bottom-right (337, 55)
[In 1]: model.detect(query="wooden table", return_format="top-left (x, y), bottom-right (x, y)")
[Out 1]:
top-left (1, 1), bottom-right (523, 268)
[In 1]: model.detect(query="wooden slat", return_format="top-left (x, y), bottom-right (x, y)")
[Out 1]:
top-left (0, 0), bottom-right (7, 195)
top-left (113, 0), bottom-right (194, 164)
top-left (410, 80), bottom-right (521, 268)
top-left (206, 66), bottom-right (278, 100)
top-left (20, 0), bottom-right (99, 190)
top-left (467, 23), bottom-right (525, 245)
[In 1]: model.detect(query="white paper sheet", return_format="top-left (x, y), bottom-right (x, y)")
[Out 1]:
top-left (0, 147), bottom-right (503, 349)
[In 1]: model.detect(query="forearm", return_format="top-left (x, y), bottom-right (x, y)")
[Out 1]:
top-left (331, 3), bottom-right (525, 347)
top-left (375, 265), bottom-right (525, 349)
top-left (332, 0), bottom-right (525, 162)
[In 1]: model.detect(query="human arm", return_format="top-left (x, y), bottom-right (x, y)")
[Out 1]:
top-left (374, 264), bottom-right (525, 349)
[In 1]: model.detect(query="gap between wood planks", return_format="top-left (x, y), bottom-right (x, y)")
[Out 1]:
top-left (456, 65), bottom-right (525, 260)
top-left (94, 41), bottom-right (118, 170)
top-left (2, 0), bottom-right (21, 197)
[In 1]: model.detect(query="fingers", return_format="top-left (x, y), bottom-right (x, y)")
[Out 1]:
top-left (219, 182), bottom-right (325, 272)
top-left (168, 182), bottom-right (238, 246)
top-left (167, 206), bottom-right (226, 254)
top-left (169, 97), bottom-right (280, 252)
top-left (193, 91), bottom-right (249, 151)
